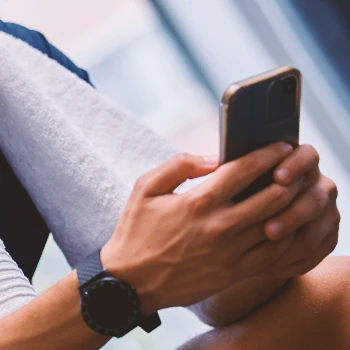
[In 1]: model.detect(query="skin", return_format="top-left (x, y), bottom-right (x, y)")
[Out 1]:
top-left (0, 143), bottom-right (340, 349)
top-left (178, 257), bottom-right (350, 350)
top-left (191, 144), bottom-right (340, 327)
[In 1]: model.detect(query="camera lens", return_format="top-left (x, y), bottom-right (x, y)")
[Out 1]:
top-left (268, 76), bottom-right (297, 123)
top-left (282, 76), bottom-right (296, 93)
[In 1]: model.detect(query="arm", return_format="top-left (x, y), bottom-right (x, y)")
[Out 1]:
top-left (0, 147), bottom-right (301, 348)
top-left (0, 145), bottom-right (331, 347)
top-left (0, 20), bottom-right (93, 282)
top-left (179, 257), bottom-right (350, 350)
top-left (0, 271), bottom-right (109, 350)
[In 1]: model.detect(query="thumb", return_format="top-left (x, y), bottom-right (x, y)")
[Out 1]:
top-left (137, 153), bottom-right (218, 196)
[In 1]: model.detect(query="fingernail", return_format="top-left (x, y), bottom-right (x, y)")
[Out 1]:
top-left (275, 168), bottom-right (291, 183)
top-left (280, 143), bottom-right (293, 153)
top-left (267, 221), bottom-right (284, 240)
top-left (203, 155), bottom-right (218, 165)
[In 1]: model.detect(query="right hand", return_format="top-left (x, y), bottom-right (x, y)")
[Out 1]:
top-left (101, 143), bottom-right (302, 314)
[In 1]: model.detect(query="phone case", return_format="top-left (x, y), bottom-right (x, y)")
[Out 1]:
top-left (220, 66), bottom-right (301, 202)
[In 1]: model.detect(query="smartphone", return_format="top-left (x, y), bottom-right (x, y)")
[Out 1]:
top-left (219, 66), bottom-right (301, 202)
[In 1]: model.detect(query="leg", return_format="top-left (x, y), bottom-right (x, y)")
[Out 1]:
top-left (0, 152), bottom-right (49, 280)
top-left (179, 257), bottom-right (350, 350)
top-left (0, 22), bottom-right (93, 280)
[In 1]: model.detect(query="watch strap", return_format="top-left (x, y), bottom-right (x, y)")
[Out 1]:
top-left (139, 312), bottom-right (161, 333)
top-left (76, 249), bottom-right (103, 286)
top-left (77, 248), bottom-right (162, 335)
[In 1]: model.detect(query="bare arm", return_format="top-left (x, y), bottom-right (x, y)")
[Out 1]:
top-left (0, 271), bottom-right (286, 349)
top-left (0, 148), bottom-right (303, 349)
top-left (0, 145), bottom-right (336, 347)
top-left (0, 271), bottom-right (109, 350)
top-left (180, 256), bottom-right (350, 350)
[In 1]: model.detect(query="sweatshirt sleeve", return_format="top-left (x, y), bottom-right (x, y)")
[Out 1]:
top-left (0, 239), bottom-right (36, 318)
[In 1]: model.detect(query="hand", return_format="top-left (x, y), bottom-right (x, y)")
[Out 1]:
top-left (101, 143), bottom-right (303, 314)
top-left (262, 144), bottom-right (340, 278)
top-left (184, 145), bottom-right (340, 328)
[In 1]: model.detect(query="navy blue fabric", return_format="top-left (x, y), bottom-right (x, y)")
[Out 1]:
top-left (0, 21), bottom-right (92, 85)
top-left (0, 21), bottom-right (92, 281)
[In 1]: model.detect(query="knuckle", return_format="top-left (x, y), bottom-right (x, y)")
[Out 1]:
top-left (269, 185), bottom-right (290, 208)
top-left (327, 206), bottom-right (341, 231)
top-left (134, 175), bottom-right (151, 193)
top-left (192, 191), bottom-right (216, 212)
top-left (184, 191), bottom-right (214, 213)
top-left (303, 144), bottom-right (320, 164)
top-left (309, 186), bottom-right (328, 212)
top-left (175, 153), bottom-right (193, 169)
top-left (181, 194), bottom-right (196, 211)
top-left (204, 219), bottom-right (227, 237)
top-left (326, 178), bottom-right (338, 200)
top-left (322, 231), bottom-right (339, 257)
top-left (333, 209), bottom-right (341, 227)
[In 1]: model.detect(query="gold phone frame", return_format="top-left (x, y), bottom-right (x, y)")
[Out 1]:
top-left (219, 66), bottom-right (302, 164)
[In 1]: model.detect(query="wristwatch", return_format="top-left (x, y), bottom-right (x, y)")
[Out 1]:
top-left (76, 249), bottom-right (161, 338)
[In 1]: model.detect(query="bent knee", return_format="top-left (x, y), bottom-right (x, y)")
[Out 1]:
top-left (292, 256), bottom-right (350, 348)
top-left (301, 256), bottom-right (350, 298)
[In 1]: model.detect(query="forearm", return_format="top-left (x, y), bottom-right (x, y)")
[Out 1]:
top-left (189, 276), bottom-right (288, 327)
top-left (0, 271), bottom-right (109, 350)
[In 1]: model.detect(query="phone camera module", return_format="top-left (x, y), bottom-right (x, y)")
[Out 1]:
top-left (268, 75), bottom-right (297, 123)
top-left (282, 76), bottom-right (296, 94)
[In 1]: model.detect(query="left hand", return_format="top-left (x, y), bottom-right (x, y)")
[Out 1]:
top-left (262, 144), bottom-right (340, 278)
top-left (186, 144), bottom-right (340, 327)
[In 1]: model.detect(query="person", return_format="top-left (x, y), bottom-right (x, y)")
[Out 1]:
top-left (0, 21), bottom-right (342, 349)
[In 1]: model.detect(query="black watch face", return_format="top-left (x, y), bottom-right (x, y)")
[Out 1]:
top-left (81, 277), bottom-right (138, 331)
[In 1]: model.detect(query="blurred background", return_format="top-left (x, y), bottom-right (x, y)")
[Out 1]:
top-left (2, 0), bottom-right (350, 348)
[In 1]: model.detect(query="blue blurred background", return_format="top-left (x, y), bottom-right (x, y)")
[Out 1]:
top-left (2, 0), bottom-right (350, 348)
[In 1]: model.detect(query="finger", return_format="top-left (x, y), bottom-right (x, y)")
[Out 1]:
top-left (265, 203), bottom-right (340, 276)
top-left (270, 205), bottom-right (334, 266)
top-left (134, 153), bottom-right (219, 196)
top-left (234, 234), bottom-right (294, 280)
top-left (274, 144), bottom-right (319, 185)
top-left (272, 229), bottom-right (338, 278)
top-left (279, 203), bottom-right (339, 263)
top-left (265, 176), bottom-right (336, 240)
top-left (192, 142), bottom-right (293, 204)
top-left (221, 223), bottom-right (267, 253)
top-left (214, 179), bottom-right (303, 232)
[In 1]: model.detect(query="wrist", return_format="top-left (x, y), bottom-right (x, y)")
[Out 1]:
top-left (77, 248), bottom-right (162, 338)
top-left (100, 244), bottom-right (160, 315)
